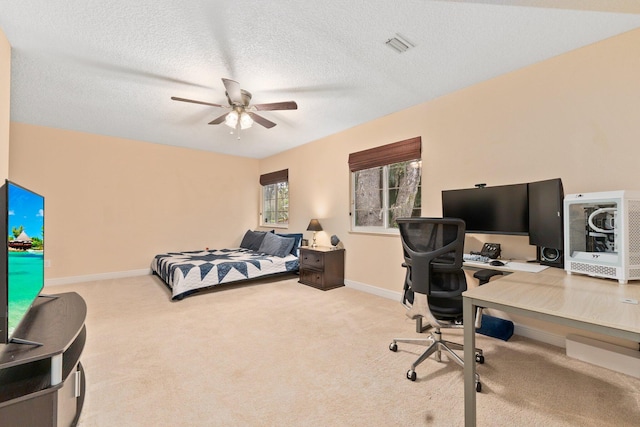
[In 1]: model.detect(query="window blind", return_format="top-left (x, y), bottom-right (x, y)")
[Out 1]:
top-left (259, 169), bottom-right (289, 185)
top-left (348, 137), bottom-right (421, 172)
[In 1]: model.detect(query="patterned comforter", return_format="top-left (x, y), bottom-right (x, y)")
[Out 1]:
top-left (151, 248), bottom-right (299, 300)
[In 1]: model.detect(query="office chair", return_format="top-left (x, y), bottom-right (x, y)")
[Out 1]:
top-left (389, 217), bottom-right (483, 392)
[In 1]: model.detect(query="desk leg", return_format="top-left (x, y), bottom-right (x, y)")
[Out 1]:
top-left (463, 297), bottom-right (476, 427)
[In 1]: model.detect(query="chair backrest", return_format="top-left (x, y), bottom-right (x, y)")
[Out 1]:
top-left (397, 217), bottom-right (467, 298)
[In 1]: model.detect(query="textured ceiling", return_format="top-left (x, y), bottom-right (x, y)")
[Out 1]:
top-left (1, 1), bottom-right (640, 159)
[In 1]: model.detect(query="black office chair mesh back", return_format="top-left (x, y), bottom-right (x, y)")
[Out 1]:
top-left (398, 218), bottom-right (467, 320)
top-left (392, 217), bottom-right (483, 389)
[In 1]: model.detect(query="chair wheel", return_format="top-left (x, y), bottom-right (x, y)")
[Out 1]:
top-left (406, 370), bottom-right (417, 381)
top-left (476, 381), bottom-right (482, 392)
top-left (389, 342), bottom-right (398, 352)
top-left (475, 353), bottom-right (485, 364)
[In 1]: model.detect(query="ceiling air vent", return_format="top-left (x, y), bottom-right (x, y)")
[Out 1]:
top-left (385, 33), bottom-right (415, 53)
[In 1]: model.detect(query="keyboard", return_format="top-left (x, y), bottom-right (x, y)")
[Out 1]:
top-left (463, 254), bottom-right (549, 272)
top-left (463, 253), bottom-right (491, 263)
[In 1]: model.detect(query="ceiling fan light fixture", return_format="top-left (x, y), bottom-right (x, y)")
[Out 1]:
top-left (225, 110), bottom-right (253, 130)
top-left (225, 110), bottom-right (239, 128)
top-left (240, 112), bottom-right (253, 129)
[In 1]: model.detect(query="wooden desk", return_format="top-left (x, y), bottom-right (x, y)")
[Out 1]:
top-left (462, 271), bottom-right (640, 427)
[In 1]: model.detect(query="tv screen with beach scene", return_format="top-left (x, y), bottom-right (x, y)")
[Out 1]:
top-left (1, 180), bottom-right (45, 344)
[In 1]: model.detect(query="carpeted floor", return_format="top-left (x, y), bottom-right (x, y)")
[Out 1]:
top-left (45, 275), bottom-right (640, 426)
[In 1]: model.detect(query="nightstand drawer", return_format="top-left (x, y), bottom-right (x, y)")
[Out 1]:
top-left (300, 251), bottom-right (324, 269)
top-left (300, 269), bottom-right (323, 287)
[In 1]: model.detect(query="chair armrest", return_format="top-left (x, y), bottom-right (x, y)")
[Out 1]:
top-left (473, 269), bottom-right (504, 286)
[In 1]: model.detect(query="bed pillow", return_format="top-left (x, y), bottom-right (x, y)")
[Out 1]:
top-left (258, 232), bottom-right (296, 258)
top-left (239, 230), bottom-right (267, 251)
top-left (277, 233), bottom-right (303, 257)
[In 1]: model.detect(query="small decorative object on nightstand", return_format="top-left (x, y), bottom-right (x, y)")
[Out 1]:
top-left (330, 234), bottom-right (344, 250)
top-left (299, 246), bottom-right (345, 290)
top-left (306, 219), bottom-right (323, 248)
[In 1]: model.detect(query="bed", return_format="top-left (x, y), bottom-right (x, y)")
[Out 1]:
top-left (151, 230), bottom-right (302, 300)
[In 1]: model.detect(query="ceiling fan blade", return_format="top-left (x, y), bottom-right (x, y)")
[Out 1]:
top-left (208, 113), bottom-right (229, 125)
top-left (253, 101), bottom-right (298, 111)
top-left (247, 112), bottom-right (277, 129)
top-left (222, 78), bottom-right (243, 105)
top-left (171, 96), bottom-right (225, 108)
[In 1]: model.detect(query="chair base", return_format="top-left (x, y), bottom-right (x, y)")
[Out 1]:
top-left (389, 330), bottom-right (483, 392)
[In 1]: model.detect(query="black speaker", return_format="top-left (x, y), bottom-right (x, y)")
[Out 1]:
top-left (528, 178), bottom-right (565, 268)
top-left (538, 246), bottom-right (564, 268)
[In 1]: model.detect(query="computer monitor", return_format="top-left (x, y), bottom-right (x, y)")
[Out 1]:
top-left (441, 183), bottom-right (529, 235)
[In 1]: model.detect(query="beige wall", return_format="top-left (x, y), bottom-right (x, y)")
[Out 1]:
top-left (9, 123), bottom-right (259, 279)
top-left (262, 28), bottom-right (640, 294)
top-left (0, 28), bottom-right (9, 180)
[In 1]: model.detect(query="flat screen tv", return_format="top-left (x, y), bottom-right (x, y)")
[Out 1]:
top-left (441, 183), bottom-right (529, 235)
top-left (0, 180), bottom-right (45, 344)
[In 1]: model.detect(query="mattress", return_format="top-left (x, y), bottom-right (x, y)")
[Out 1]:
top-left (151, 248), bottom-right (299, 299)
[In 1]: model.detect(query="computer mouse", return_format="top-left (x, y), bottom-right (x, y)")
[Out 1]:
top-left (489, 260), bottom-right (505, 266)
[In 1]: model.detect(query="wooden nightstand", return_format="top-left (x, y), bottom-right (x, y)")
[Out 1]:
top-left (298, 246), bottom-right (345, 290)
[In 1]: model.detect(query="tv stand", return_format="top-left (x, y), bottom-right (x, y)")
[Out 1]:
top-left (0, 292), bottom-right (87, 426)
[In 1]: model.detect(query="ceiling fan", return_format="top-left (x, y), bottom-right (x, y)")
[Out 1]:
top-left (171, 78), bottom-right (298, 134)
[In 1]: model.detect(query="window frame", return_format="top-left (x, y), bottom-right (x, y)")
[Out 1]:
top-left (260, 169), bottom-right (289, 228)
top-left (350, 159), bottom-right (422, 234)
top-left (348, 137), bottom-right (422, 234)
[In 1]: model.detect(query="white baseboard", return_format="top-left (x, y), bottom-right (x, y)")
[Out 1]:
top-left (566, 334), bottom-right (640, 378)
top-left (513, 323), bottom-right (566, 348)
top-left (345, 279), bottom-right (566, 348)
top-left (345, 279), bottom-right (402, 302)
top-left (45, 268), bottom-right (151, 287)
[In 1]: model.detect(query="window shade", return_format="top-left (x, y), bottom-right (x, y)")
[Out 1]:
top-left (260, 169), bottom-right (289, 185)
top-left (348, 137), bottom-right (421, 172)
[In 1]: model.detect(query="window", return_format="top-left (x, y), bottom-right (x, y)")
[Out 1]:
top-left (349, 137), bottom-right (422, 231)
top-left (260, 169), bottom-right (289, 227)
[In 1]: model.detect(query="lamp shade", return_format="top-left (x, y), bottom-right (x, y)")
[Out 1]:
top-left (239, 111), bottom-right (253, 129)
top-left (306, 219), bottom-right (323, 232)
top-left (224, 110), bottom-right (239, 128)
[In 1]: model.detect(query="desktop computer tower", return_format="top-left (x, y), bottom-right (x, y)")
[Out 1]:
top-left (564, 190), bottom-right (640, 284)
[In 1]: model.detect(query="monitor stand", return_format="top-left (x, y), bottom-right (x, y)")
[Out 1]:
top-left (9, 336), bottom-right (43, 346)
top-left (8, 295), bottom-right (60, 346)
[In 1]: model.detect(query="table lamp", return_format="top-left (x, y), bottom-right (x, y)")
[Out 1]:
top-left (306, 219), bottom-right (323, 248)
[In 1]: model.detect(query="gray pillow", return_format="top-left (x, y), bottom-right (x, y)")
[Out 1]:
top-left (276, 233), bottom-right (303, 256)
top-left (240, 230), bottom-right (267, 251)
top-left (258, 232), bottom-right (296, 258)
